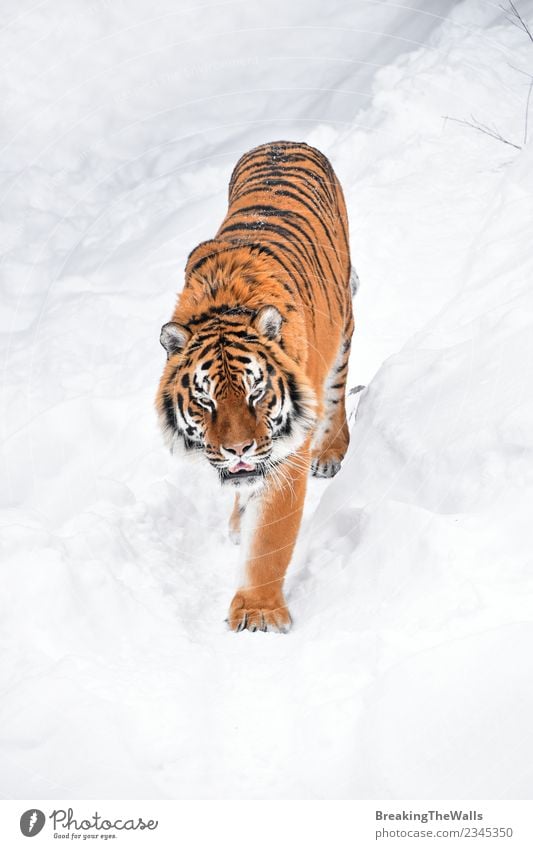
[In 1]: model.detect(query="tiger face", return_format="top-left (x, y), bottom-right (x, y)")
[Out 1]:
top-left (157, 305), bottom-right (316, 489)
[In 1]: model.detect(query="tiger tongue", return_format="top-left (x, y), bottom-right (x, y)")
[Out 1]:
top-left (229, 460), bottom-right (255, 473)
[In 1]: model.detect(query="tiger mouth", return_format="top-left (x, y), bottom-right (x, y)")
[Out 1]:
top-left (219, 466), bottom-right (264, 484)
top-left (228, 460), bottom-right (255, 474)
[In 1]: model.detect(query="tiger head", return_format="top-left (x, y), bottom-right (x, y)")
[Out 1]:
top-left (156, 304), bottom-right (316, 489)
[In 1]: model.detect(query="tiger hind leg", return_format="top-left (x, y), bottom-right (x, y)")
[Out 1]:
top-left (311, 337), bottom-right (351, 479)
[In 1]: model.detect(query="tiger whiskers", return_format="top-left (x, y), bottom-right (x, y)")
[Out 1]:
top-left (264, 457), bottom-right (298, 504)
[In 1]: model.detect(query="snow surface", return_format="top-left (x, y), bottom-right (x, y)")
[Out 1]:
top-left (1, 0), bottom-right (533, 799)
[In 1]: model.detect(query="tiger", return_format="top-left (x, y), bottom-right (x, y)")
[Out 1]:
top-left (156, 140), bottom-right (354, 633)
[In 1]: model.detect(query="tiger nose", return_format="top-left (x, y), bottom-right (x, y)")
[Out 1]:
top-left (222, 440), bottom-right (254, 457)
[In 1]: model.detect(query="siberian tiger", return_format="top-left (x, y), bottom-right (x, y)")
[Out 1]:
top-left (156, 140), bottom-right (354, 633)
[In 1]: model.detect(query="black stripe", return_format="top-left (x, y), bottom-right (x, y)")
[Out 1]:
top-left (226, 237), bottom-right (313, 310)
top-left (232, 162), bottom-right (335, 205)
top-left (220, 218), bottom-right (335, 312)
top-left (219, 220), bottom-right (330, 307)
top-left (227, 203), bottom-right (342, 298)
top-left (162, 392), bottom-right (176, 431)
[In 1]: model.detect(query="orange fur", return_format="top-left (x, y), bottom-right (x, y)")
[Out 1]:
top-left (156, 141), bottom-right (354, 632)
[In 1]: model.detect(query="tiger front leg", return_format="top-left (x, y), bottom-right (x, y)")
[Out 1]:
top-left (227, 445), bottom-right (310, 633)
top-left (228, 494), bottom-right (242, 545)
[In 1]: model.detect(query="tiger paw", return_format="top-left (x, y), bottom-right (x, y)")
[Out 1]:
top-left (310, 456), bottom-right (342, 478)
top-left (227, 591), bottom-right (292, 633)
top-left (228, 528), bottom-right (241, 545)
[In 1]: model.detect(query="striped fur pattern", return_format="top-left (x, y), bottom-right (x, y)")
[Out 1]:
top-left (156, 141), bottom-right (354, 632)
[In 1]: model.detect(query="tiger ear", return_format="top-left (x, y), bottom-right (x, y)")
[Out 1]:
top-left (160, 322), bottom-right (190, 356)
top-left (254, 305), bottom-right (282, 340)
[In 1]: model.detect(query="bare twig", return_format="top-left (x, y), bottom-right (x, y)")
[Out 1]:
top-left (500, 0), bottom-right (533, 43)
top-left (443, 115), bottom-right (522, 150)
top-left (505, 2), bottom-right (533, 144)
top-left (525, 77), bottom-right (533, 144)
top-left (445, 3), bottom-right (532, 152)
top-left (507, 61), bottom-right (533, 79)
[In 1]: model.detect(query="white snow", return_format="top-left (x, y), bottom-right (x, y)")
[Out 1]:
top-left (1, 0), bottom-right (533, 799)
